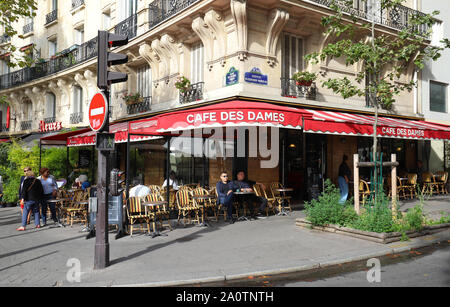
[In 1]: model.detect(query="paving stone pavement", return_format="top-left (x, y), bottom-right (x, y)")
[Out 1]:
top-left (0, 196), bottom-right (448, 287)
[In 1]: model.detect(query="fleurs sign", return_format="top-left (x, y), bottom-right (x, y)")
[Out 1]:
top-left (244, 67), bottom-right (268, 85)
top-left (39, 120), bottom-right (62, 132)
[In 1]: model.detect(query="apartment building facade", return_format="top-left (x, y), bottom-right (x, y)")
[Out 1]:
top-left (0, 0), bottom-right (448, 198)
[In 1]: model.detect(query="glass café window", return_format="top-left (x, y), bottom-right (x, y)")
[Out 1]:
top-left (430, 81), bottom-right (447, 113)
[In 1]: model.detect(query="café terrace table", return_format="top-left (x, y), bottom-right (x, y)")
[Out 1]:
top-left (143, 200), bottom-right (169, 238)
top-left (275, 188), bottom-right (293, 216)
top-left (193, 195), bottom-right (214, 227)
top-left (46, 198), bottom-right (71, 228)
top-left (233, 190), bottom-right (256, 221)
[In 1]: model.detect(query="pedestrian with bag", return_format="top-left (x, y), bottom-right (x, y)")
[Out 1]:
top-left (38, 167), bottom-right (59, 226)
top-left (16, 170), bottom-right (44, 231)
top-left (19, 166), bottom-right (32, 224)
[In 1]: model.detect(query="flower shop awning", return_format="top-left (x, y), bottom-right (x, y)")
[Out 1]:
top-left (40, 128), bottom-right (91, 145)
top-left (302, 109), bottom-right (450, 140)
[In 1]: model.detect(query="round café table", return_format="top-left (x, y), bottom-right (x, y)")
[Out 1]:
top-left (143, 201), bottom-right (168, 238)
top-left (275, 188), bottom-right (293, 216)
top-left (193, 195), bottom-right (214, 227)
top-left (233, 190), bottom-right (256, 221)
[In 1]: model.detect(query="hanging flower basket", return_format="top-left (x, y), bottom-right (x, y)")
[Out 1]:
top-left (175, 76), bottom-right (191, 93)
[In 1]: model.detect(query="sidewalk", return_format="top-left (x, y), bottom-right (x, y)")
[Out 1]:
top-left (0, 196), bottom-right (449, 287)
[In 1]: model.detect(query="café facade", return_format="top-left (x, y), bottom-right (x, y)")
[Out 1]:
top-left (63, 99), bottom-right (450, 201)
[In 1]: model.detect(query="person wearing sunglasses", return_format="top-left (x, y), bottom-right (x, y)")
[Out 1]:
top-left (18, 167), bottom-right (32, 223)
top-left (216, 171), bottom-right (237, 224)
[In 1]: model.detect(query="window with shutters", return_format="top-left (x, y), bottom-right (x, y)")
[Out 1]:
top-left (430, 81), bottom-right (447, 113)
top-left (137, 65), bottom-right (152, 98)
top-left (282, 34), bottom-right (304, 80)
top-left (190, 43), bottom-right (204, 84)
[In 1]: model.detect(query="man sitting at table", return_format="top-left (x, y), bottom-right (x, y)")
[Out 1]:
top-left (216, 171), bottom-right (236, 224)
top-left (233, 170), bottom-right (268, 219)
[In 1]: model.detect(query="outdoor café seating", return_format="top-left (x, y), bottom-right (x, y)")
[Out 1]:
top-left (253, 183), bottom-right (277, 216)
top-left (270, 182), bottom-right (292, 214)
top-left (127, 196), bottom-right (152, 236)
top-left (434, 171), bottom-right (448, 195)
top-left (422, 172), bottom-right (437, 196)
top-left (176, 189), bottom-right (200, 226)
top-left (359, 180), bottom-right (371, 205)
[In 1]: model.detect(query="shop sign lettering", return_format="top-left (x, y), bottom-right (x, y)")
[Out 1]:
top-left (39, 120), bottom-right (62, 132)
top-left (379, 127), bottom-right (425, 138)
top-left (186, 111), bottom-right (285, 125)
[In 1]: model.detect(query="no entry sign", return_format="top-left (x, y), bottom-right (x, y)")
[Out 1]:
top-left (89, 92), bottom-right (109, 132)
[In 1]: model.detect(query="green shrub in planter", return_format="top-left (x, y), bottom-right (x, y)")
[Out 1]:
top-left (305, 179), bottom-right (357, 226)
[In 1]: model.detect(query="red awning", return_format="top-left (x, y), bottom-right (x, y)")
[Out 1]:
top-left (41, 128), bottom-right (91, 145)
top-left (302, 109), bottom-right (450, 140)
top-left (129, 100), bottom-right (305, 136)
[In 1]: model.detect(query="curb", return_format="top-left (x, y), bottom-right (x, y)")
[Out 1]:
top-left (110, 231), bottom-right (449, 287)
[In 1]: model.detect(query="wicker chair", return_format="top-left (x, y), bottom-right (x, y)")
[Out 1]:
top-left (434, 171), bottom-right (448, 195)
top-left (65, 189), bottom-right (88, 227)
top-left (270, 182), bottom-right (292, 213)
top-left (193, 187), bottom-right (217, 221)
top-left (176, 189), bottom-right (200, 226)
top-left (126, 196), bottom-right (152, 236)
top-left (421, 172), bottom-right (437, 196)
top-left (403, 173), bottom-right (418, 199)
top-left (359, 180), bottom-right (371, 205)
top-left (144, 193), bottom-right (172, 232)
top-left (254, 183), bottom-right (276, 216)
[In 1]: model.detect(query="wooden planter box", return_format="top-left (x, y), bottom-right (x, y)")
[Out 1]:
top-left (296, 218), bottom-right (450, 244)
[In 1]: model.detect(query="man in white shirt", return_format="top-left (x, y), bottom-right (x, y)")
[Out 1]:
top-left (162, 171), bottom-right (179, 190)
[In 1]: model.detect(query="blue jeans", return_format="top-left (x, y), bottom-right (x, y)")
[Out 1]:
top-left (219, 193), bottom-right (234, 219)
top-left (22, 201), bottom-right (40, 227)
top-left (338, 176), bottom-right (348, 204)
top-left (41, 194), bottom-right (57, 224)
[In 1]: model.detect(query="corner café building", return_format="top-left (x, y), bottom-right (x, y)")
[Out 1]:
top-left (62, 99), bottom-right (450, 201)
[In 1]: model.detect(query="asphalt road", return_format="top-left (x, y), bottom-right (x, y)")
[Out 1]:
top-left (283, 243), bottom-right (450, 287)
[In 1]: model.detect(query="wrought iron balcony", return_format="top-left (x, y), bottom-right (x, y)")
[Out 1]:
top-left (307, 0), bottom-right (429, 36)
top-left (44, 117), bottom-right (56, 124)
top-left (149, 0), bottom-right (201, 29)
top-left (0, 34), bottom-right (10, 44)
top-left (114, 14), bottom-right (137, 39)
top-left (45, 10), bottom-right (58, 25)
top-left (281, 78), bottom-right (317, 100)
top-left (20, 120), bottom-right (32, 131)
top-left (179, 82), bottom-right (204, 104)
top-left (70, 112), bottom-right (83, 124)
top-left (23, 21), bottom-right (34, 34)
top-left (127, 96), bottom-right (151, 115)
top-left (72, 0), bottom-right (85, 10)
top-left (0, 37), bottom-right (97, 91)
top-left (1, 123), bottom-right (9, 132)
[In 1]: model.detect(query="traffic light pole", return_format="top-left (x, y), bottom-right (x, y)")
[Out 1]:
top-left (94, 90), bottom-right (110, 270)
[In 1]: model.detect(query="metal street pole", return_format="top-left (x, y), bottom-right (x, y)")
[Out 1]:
top-left (94, 90), bottom-right (110, 270)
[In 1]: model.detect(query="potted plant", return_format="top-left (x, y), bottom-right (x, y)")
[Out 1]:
top-left (122, 92), bottom-right (144, 106)
top-left (293, 71), bottom-right (317, 86)
top-left (175, 76), bottom-right (191, 93)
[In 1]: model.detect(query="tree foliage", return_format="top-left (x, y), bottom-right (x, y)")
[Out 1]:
top-left (0, 0), bottom-right (37, 68)
top-left (305, 0), bottom-right (450, 110)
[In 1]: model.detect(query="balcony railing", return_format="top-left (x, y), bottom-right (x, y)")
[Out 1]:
top-left (179, 82), bottom-right (204, 104)
top-left (308, 0), bottom-right (429, 36)
top-left (127, 96), bottom-right (151, 115)
top-left (20, 120), bottom-right (32, 131)
top-left (281, 78), bottom-right (317, 100)
top-left (72, 0), bottom-right (85, 10)
top-left (45, 10), bottom-right (58, 25)
top-left (23, 22), bottom-right (34, 34)
top-left (70, 112), bottom-right (83, 124)
top-left (44, 117), bottom-right (56, 124)
top-left (149, 0), bottom-right (201, 29)
top-left (0, 34), bottom-right (10, 44)
top-left (1, 123), bottom-right (9, 132)
top-left (115, 14), bottom-right (138, 39)
top-left (0, 37), bottom-right (97, 91)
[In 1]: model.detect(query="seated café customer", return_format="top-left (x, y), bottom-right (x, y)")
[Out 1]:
top-left (162, 171), bottom-right (179, 190)
top-left (233, 170), bottom-right (268, 218)
top-left (79, 174), bottom-right (91, 190)
top-left (16, 170), bottom-right (44, 231)
top-left (216, 171), bottom-right (236, 224)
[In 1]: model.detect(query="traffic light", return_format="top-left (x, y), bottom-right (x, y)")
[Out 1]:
top-left (110, 168), bottom-right (125, 196)
top-left (97, 30), bottom-right (129, 90)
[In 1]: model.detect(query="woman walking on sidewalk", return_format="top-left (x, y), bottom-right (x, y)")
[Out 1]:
top-left (16, 170), bottom-right (44, 231)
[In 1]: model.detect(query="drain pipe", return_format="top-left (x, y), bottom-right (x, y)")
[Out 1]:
top-left (413, 0), bottom-right (419, 115)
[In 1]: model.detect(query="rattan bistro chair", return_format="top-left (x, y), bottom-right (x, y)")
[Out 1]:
top-left (193, 187), bottom-right (218, 221)
top-left (65, 189), bottom-right (88, 227)
top-left (404, 173), bottom-right (418, 199)
top-left (434, 171), bottom-right (448, 195)
top-left (176, 189), bottom-right (200, 226)
top-left (254, 183), bottom-right (276, 216)
top-left (126, 196), bottom-right (152, 236)
top-left (359, 180), bottom-right (371, 205)
top-left (270, 182), bottom-right (292, 214)
top-left (421, 172), bottom-right (437, 196)
top-left (145, 193), bottom-right (172, 232)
